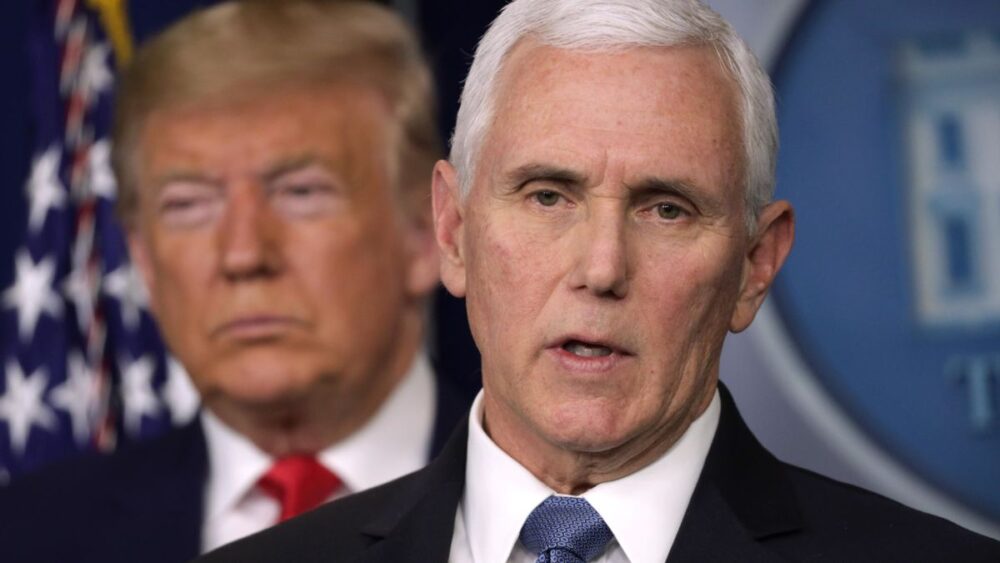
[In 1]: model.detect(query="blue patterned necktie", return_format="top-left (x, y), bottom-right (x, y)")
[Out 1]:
top-left (519, 496), bottom-right (615, 563)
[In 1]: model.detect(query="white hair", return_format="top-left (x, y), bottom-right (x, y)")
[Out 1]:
top-left (450, 0), bottom-right (777, 231)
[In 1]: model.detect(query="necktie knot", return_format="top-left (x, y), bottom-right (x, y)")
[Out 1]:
top-left (258, 455), bottom-right (341, 522)
top-left (520, 496), bottom-right (614, 563)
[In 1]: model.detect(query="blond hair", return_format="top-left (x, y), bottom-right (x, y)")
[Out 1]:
top-left (113, 0), bottom-right (440, 226)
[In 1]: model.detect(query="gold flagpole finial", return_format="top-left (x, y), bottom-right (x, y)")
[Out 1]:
top-left (85, 0), bottom-right (134, 68)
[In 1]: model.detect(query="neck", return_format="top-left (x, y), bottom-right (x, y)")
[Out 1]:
top-left (208, 309), bottom-right (426, 457)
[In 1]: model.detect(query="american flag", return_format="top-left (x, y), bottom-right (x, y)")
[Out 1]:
top-left (0, 0), bottom-right (197, 486)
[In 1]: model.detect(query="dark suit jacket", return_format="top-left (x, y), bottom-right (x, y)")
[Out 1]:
top-left (0, 373), bottom-right (470, 563)
top-left (198, 385), bottom-right (1000, 562)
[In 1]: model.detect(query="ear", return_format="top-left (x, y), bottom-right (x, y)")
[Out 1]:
top-left (432, 159), bottom-right (467, 298)
top-left (126, 229), bottom-right (159, 316)
top-left (400, 184), bottom-right (441, 299)
top-left (729, 200), bottom-right (794, 332)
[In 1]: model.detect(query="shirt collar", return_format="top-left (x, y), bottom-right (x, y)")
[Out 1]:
top-left (463, 389), bottom-right (720, 563)
top-left (202, 408), bottom-right (271, 522)
top-left (202, 350), bottom-right (436, 519)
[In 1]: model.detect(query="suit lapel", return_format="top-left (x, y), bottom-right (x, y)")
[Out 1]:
top-left (668, 385), bottom-right (802, 563)
top-left (354, 418), bottom-right (470, 563)
top-left (354, 478), bottom-right (464, 563)
top-left (667, 484), bottom-right (786, 562)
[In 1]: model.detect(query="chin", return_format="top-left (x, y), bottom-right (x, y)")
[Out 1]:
top-left (206, 380), bottom-right (301, 412)
top-left (539, 407), bottom-right (634, 454)
top-left (205, 357), bottom-right (321, 407)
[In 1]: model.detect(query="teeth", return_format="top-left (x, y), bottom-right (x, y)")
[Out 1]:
top-left (564, 341), bottom-right (613, 357)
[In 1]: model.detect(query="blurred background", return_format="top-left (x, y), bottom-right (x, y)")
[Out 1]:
top-left (0, 0), bottom-right (996, 539)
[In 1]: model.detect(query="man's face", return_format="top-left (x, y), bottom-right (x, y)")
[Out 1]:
top-left (129, 85), bottom-right (437, 447)
top-left (435, 42), bottom-right (791, 466)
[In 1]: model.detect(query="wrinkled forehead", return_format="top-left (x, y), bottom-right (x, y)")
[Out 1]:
top-left (495, 38), bottom-right (740, 125)
top-left (515, 39), bottom-right (720, 85)
top-left (477, 40), bottom-right (745, 194)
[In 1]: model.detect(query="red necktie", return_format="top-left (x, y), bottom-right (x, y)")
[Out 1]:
top-left (257, 455), bottom-right (342, 522)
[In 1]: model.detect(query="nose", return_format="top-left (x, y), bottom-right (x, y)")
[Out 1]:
top-left (218, 185), bottom-right (282, 280)
top-left (568, 206), bottom-right (630, 298)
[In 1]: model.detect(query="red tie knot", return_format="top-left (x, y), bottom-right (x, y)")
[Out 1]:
top-left (258, 455), bottom-right (341, 522)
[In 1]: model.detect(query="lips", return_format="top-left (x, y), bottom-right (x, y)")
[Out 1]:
top-left (212, 315), bottom-right (303, 340)
top-left (551, 335), bottom-right (633, 358)
top-left (562, 340), bottom-right (613, 357)
top-left (547, 335), bottom-right (633, 373)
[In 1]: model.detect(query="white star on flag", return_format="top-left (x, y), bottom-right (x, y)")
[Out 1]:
top-left (25, 145), bottom-right (66, 233)
top-left (3, 250), bottom-right (63, 343)
top-left (50, 353), bottom-right (99, 445)
top-left (120, 354), bottom-right (160, 437)
top-left (87, 139), bottom-right (116, 199)
top-left (103, 263), bottom-right (148, 330)
top-left (79, 42), bottom-right (113, 98)
top-left (0, 361), bottom-right (57, 456)
top-left (162, 356), bottom-right (200, 425)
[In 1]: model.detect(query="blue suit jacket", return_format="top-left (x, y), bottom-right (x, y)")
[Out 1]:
top-left (198, 384), bottom-right (1000, 563)
top-left (0, 373), bottom-right (470, 563)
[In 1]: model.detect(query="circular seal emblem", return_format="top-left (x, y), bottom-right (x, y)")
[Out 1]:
top-left (763, 0), bottom-right (1000, 526)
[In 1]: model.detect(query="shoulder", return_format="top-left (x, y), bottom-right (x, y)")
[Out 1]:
top-left (0, 421), bottom-right (207, 563)
top-left (0, 421), bottom-right (202, 507)
top-left (702, 386), bottom-right (1000, 561)
top-left (776, 462), bottom-right (1000, 561)
top-left (197, 467), bottom-right (431, 563)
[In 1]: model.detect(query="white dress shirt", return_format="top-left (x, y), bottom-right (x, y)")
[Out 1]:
top-left (200, 351), bottom-right (437, 553)
top-left (449, 389), bottom-right (720, 563)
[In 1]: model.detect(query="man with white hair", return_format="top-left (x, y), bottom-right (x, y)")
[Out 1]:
top-left (200, 1), bottom-right (1000, 561)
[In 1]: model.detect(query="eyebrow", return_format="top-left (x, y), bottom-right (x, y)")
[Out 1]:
top-left (153, 171), bottom-right (221, 191)
top-left (152, 155), bottom-right (325, 192)
top-left (260, 154), bottom-right (323, 184)
top-left (626, 177), bottom-right (725, 215)
top-left (503, 163), bottom-right (587, 191)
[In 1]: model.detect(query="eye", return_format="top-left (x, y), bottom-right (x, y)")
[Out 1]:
top-left (533, 190), bottom-right (561, 207)
top-left (269, 164), bottom-right (342, 219)
top-left (656, 203), bottom-right (684, 220)
top-left (156, 182), bottom-right (221, 228)
top-left (272, 182), bottom-right (336, 217)
top-left (279, 182), bottom-right (326, 198)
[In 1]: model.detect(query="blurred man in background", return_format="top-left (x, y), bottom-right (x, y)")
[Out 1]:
top-left (0, 1), bottom-right (469, 561)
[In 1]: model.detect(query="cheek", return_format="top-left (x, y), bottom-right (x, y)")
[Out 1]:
top-left (465, 220), bottom-right (552, 348)
top-left (297, 222), bottom-right (407, 318)
top-left (142, 244), bottom-right (219, 386)
top-left (147, 240), bottom-right (212, 318)
top-left (638, 244), bottom-right (744, 351)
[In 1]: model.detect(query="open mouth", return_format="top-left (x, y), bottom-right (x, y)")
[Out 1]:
top-left (561, 339), bottom-right (616, 358)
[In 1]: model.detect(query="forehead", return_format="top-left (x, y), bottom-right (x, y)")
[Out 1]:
top-left (138, 83), bottom-right (391, 180)
top-left (481, 41), bottom-right (744, 193)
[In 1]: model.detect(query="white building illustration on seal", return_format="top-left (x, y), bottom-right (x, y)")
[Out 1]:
top-left (901, 32), bottom-right (1000, 328)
